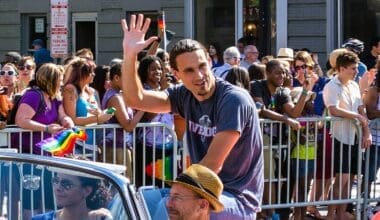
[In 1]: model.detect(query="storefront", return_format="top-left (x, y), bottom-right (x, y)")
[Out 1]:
top-left (0, 0), bottom-right (378, 66)
top-left (186, 0), bottom-right (277, 58)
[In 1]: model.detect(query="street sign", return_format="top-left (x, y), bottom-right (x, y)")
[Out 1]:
top-left (50, 0), bottom-right (68, 58)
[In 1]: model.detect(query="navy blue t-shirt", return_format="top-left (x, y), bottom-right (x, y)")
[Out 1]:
top-left (167, 79), bottom-right (264, 212)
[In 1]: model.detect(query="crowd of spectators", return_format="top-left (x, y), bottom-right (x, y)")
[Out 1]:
top-left (1, 23), bottom-right (380, 220)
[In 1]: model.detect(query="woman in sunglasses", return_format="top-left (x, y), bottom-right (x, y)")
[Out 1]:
top-left (16, 56), bottom-right (36, 93)
top-left (0, 62), bottom-right (18, 101)
top-left (32, 173), bottom-right (112, 220)
top-left (292, 50), bottom-right (331, 219)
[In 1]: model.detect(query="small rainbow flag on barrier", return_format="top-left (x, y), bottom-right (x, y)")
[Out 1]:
top-left (146, 156), bottom-right (172, 181)
top-left (36, 127), bottom-right (87, 156)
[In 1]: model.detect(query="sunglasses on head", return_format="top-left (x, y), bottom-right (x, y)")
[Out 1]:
top-left (18, 65), bottom-right (34, 71)
top-left (0, 70), bottom-right (15, 76)
top-left (52, 176), bottom-right (78, 191)
top-left (294, 65), bottom-right (307, 71)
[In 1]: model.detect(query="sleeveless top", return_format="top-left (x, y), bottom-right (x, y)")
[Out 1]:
top-left (101, 88), bottom-right (133, 148)
top-left (75, 86), bottom-right (97, 145)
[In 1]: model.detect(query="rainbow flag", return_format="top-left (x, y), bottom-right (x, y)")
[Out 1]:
top-left (157, 12), bottom-right (165, 31)
top-left (36, 127), bottom-right (87, 156)
top-left (145, 156), bottom-right (172, 181)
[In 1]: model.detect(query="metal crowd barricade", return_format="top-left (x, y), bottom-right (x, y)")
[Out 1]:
top-left (2, 116), bottom-right (380, 219)
top-left (259, 116), bottom-right (366, 219)
top-left (0, 122), bottom-right (179, 186)
top-left (363, 118), bottom-right (380, 219)
top-left (0, 122), bottom-right (179, 219)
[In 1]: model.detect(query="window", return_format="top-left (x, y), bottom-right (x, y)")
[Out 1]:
top-left (343, 0), bottom-right (380, 52)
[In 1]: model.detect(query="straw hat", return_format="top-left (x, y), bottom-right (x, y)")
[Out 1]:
top-left (167, 164), bottom-right (224, 212)
top-left (277, 48), bottom-right (294, 61)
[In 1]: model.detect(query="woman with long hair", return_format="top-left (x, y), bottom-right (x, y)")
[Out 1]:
top-left (62, 57), bottom-right (113, 155)
top-left (15, 63), bottom-right (74, 152)
top-left (13, 63), bottom-right (75, 219)
top-left (208, 42), bottom-right (224, 69)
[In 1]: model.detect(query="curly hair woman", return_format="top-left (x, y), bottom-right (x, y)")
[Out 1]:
top-left (32, 172), bottom-right (111, 220)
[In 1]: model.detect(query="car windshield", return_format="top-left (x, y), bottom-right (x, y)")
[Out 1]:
top-left (0, 158), bottom-right (130, 220)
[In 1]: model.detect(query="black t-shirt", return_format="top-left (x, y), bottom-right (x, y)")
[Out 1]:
top-left (250, 80), bottom-right (291, 113)
top-left (361, 52), bottom-right (377, 70)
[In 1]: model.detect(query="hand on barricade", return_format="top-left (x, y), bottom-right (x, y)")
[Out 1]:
top-left (357, 114), bottom-right (368, 128)
top-left (286, 117), bottom-right (301, 130)
top-left (61, 116), bottom-right (74, 129)
top-left (362, 131), bottom-right (372, 149)
top-left (121, 14), bottom-right (158, 56)
top-left (88, 107), bottom-right (101, 116)
top-left (97, 112), bottom-right (113, 124)
top-left (46, 123), bottom-right (64, 134)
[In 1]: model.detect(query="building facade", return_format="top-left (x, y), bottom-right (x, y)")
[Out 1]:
top-left (0, 0), bottom-right (377, 66)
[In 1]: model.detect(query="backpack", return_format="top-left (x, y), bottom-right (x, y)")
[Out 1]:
top-left (7, 88), bottom-right (45, 125)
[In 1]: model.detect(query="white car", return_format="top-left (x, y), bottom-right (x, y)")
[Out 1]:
top-left (0, 152), bottom-right (169, 220)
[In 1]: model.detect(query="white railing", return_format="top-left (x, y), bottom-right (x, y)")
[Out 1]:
top-left (1, 117), bottom-right (380, 219)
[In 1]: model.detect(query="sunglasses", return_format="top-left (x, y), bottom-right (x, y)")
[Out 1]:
top-left (18, 65), bottom-right (34, 71)
top-left (0, 70), bottom-right (15, 76)
top-left (52, 176), bottom-right (79, 191)
top-left (294, 65), bottom-right (307, 71)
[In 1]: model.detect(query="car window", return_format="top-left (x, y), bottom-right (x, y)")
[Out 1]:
top-left (0, 159), bottom-right (131, 220)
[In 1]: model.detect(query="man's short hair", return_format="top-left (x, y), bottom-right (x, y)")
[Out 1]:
top-left (223, 46), bottom-right (240, 63)
top-left (244, 45), bottom-right (258, 54)
top-left (169, 39), bottom-right (208, 71)
top-left (335, 50), bottom-right (359, 70)
top-left (370, 37), bottom-right (380, 48)
top-left (237, 37), bottom-right (246, 45)
top-left (266, 59), bottom-right (282, 74)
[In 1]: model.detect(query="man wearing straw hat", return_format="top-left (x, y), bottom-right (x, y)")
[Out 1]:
top-left (166, 164), bottom-right (224, 220)
top-left (120, 14), bottom-right (263, 219)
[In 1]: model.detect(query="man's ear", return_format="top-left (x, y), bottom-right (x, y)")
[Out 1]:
top-left (199, 199), bottom-right (210, 210)
top-left (172, 70), bottom-right (180, 80)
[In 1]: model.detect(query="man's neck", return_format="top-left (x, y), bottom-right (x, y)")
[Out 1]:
top-left (337, 74), bottom-right (350, 85)
top-left (267, 82), bottom-right (278, 95)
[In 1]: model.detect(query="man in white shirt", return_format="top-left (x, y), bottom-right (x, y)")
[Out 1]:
top-left (212, 46), bottom-right (240, 79)
top-left (323, 50), bottom-right (372, 220)
top-left (240, 45), bottom-right (260, 69)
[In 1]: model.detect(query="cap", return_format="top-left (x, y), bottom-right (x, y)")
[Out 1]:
top-left (32, 39), bottom-right (43, 47)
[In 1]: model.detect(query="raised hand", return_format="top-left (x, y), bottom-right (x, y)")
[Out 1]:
top-left (121, 14), bottom-right (158, 56)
